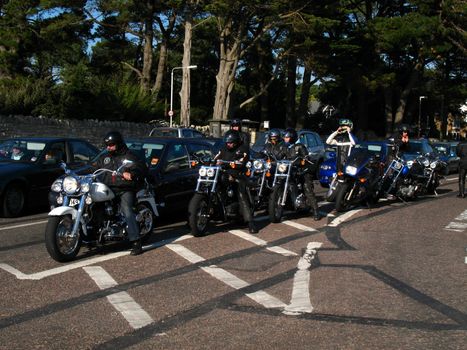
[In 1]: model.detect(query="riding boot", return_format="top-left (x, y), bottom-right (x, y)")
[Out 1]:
top-left (459, 179), bottom-right (465, 198)
top-left (248, 220), bottom-right (259, 234)
top-left (130, 239), bottom-right (143, 256)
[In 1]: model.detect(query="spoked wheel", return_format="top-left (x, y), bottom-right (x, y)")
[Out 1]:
top-left (188, 194), bottom-right (210, 237)
top-left (45, 215), bottom-right (81, 262)
top-left (2, 184), bottom-right (25, 217)
top-left (268, 186), bottom-right (284, 223)
top-left (136, 202), bottom-right (155, 243)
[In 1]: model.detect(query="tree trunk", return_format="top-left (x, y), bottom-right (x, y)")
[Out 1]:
top-left (384, 86), bottom-right (393, 137)
top-left (393, 60), bottom-right (423, 126)
top-left (141, 1), bottom-right (155, 93)
top-left (285, 54), bottom-right (297, 128)
top-left (180, 5), bottom-right (193, 127)
top-left (296, 66), bottom-right (312, 129)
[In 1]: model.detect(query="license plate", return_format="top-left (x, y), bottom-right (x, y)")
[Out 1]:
top-left (69, 198), bottom-right (80, 206)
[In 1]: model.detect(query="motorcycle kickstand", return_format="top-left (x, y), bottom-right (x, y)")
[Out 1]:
top-left (396, 196), bottom-right (409, 205)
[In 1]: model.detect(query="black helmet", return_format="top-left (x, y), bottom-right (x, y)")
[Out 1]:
top-left (338, 118), bottom-right (353, 129)
top-left (284, 128), bottom-right (298, 144)
top-left (104, 131), bottom-right (124, 148)
top-left (230, 118), bottom-right (242, 128)
top-left (268, 129), bottom-right (281, 142)
top-left (224, 130), bottom-right (241, 148)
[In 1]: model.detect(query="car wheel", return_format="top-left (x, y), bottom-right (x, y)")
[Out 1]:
top-left (2, 183), bottom-right (26, 217)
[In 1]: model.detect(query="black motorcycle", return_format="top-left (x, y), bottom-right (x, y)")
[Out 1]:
top-left (268, 157), bottom-right (311, 223)
top-left (45, 161), bottom-right (158, 262)
top-left (245, 154), bottom-right (276, 211)
top-left (188, 159), bottom-right (248, 236)
top-left (334, 145), bottom-right (384, 212)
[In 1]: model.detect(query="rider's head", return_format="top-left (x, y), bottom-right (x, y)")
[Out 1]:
top-left (230, 118), bottom-right (242, 132)
top-left (268, 129), bottom-right (281, 145)
top-left (283, 128), bottom-right (298, 144)
top-left (104, 131), bottom-right (124, 154)
top-left (338, 118), bottom-right (353, 132)
top-left (224, 130), bottom-right (241, 150)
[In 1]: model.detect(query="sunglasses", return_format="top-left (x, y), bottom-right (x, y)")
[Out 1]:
top-left (106, 143), bottom-right (116, 147)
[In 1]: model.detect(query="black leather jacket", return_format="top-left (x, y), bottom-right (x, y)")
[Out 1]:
top-left (94, 145), bottom-right (147, 192)
top-left (263, 141), bottom-right (287, 160)
top-left (456, 140), bottom-right (467, 168)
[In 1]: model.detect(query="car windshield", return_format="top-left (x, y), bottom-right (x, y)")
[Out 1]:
top-left (432, 144), bottom-right (448, 154)
top-left (126, 141), bottom-right (165, 168)
top-left (150, 129), bottom-right (178, 137)
top-left (407, 142), bottom-right (431, 154)
top-left (0, 139), bottom-right (46, 162)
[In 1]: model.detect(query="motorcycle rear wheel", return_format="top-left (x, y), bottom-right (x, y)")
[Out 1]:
top-left (45, 215), bottom-right (81, 262)
top-left (188, 194), bottom-right (210, 237)
top-left (268, 186), bottom-right (284, 223)
top-left (136, 202), bottom-right (155, 243)
top-left (335, 183), bottom-right (351, 212)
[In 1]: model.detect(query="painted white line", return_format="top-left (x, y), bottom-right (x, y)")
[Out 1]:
top-left (84, 266), bottom-right (153, 329)
top-left (0, 233), bottom-right (195, 280)
top-left (166, 244), bottom-right (286, 309)
top-left (0, 220), bottom-right (48, 231)
top-left (282, 221), bottom-right (317, 232)
top-left (444, 222), bottom-right (467, 231)
top-left (283, 242), bottom-right (322, 315)
top-left (328, 209), bottom-right (361, 227)
top-left (455, 209), bottom-right (467, 221)
top-left (229, 230), bottom-right (297, 257)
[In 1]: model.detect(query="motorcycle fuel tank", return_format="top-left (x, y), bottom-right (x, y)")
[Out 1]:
top-left (90, 182), bottom-right (115, 202)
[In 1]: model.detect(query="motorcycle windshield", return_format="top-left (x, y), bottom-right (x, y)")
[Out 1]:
top-left (345, 147), bottom-right (372, 168)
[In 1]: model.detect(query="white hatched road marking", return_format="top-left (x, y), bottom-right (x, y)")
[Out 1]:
top-left (229, 230), bottom-right (297, 256)
top-left (282, 220), bottom-right (318, 232)
top-left (283, 242), bottom-right (322, 315)
top-left (0, 234), bottom-right (194, 280)
top-left (84, 266), bottom-right (153, 329)
top-left (328, 209), bottom-right (361, 227)
top-left (444, 209), bottom-right (467, 232)
top-left (166, 244), bottom-right (286, 309)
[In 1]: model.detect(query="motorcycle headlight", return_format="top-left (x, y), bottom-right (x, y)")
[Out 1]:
top-left (345, 166), bottom-right (357, 176)
top-left (206, 168), bottom-right (216, 177)
top-left (199, 167), bottom-right (207, 177)
top-left (320, 164), bottom-right (332, 170)
top-left (407, 160), bottom-right (413, 168)
top-left (422, 159), bottom-right (430, 167)
top-left (81, 180), bottom-right (91, 193)
top-left (62, 176), bottom-right (79, 195)
top-left (278, 163), bottom-right (288, 173)
top-left (51, 179), bottom-right (63, 192)
top-left (246, 161), bottom-right (252, 168)
top-left (253, 160), bottom-right (264, 170)
top-left (430, 162), bottom-right (437, 169)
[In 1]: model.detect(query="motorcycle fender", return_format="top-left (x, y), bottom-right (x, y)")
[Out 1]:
top-left (48, 206), bottom-right (78, 219)
top-left (139, 197), bottom-right (159, 217)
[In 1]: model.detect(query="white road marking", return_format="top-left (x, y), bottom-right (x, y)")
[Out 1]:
top-left (228, 230), bottom-right (297, 256)
top-left (84, 266), bottom-right (153, 329)
top-left (444, 209), bottom-right (467, 232)
top-left (283, 242), bottom-right (322, 315)
top-left (282, 221), bottom-right (317, 232)
top-left (0, 234), bottom-right (194, 280)
top-left (328, 209), bottom-right (361, 227)
top-left (166, 244), bottom-right (286, 309)
top-left (0, 220), bottom-right (48, 231)
top-left (455, 210), bottom-right (467, 221)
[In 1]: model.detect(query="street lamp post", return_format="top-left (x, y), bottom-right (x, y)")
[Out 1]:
top-left (170, 65), bottom-right (197, 127)
top-left (418, 95), bottom-right (427, 138)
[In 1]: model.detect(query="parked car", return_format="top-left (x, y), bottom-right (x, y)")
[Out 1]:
top-left (319, 141), bottom-right (390, 188)
top-left (125, 137), bottom-right (216, 211)
top-left (0, 137), bottom-right (99, 217)
top-left (431, 141), bottom-right (459, 174)
top-left (149, 127), bottom-right (205, 138)
top-left (251, 129), bottom-right (325, 177)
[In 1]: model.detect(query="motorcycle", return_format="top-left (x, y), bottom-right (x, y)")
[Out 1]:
top-left (188, 159), bottom-right (248, 236)
top-left (245, 155), bottom-right (275, 211)
top-left (45, 161), bottom-right (158, 262)
top-left (334, 146), bottom-right (384, 212)
top-left (268, 157), bottom-right (311, 223)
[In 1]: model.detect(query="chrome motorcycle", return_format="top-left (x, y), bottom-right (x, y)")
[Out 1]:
top-left (245, 157), bottom-right (273, 210)
top-left (45, 161), bottom-right (158, 262)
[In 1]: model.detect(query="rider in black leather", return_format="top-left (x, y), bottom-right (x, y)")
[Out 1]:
top-left (230, 118), bottom-right (251, 148)
top-left (263, 129), bottom-right (287, 160)
top-left (456, 139), bottom-right (467, 198)
top-left (215, 130), bottom-right (258, 233)
top-left (393, 124), bottom-right (411, 156)
top-left (283, 128), bottom-right (321, 221)
top-left (94, 131), bottom-right (147, 255)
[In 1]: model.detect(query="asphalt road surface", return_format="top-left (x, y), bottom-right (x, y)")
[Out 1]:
top-left (0, 177), bottom-right (466, 349)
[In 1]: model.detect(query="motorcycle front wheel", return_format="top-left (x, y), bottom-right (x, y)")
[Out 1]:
top-left (335, 183), bottom-right (351, 212)
top-left (45, 215), bottom-right (81, 262)
top-left (188, 194), bottom-right (210, 237)
top-left (268, 186), bottom-right (284, 223)
top-left (136, 202), bottom-right (155, 243)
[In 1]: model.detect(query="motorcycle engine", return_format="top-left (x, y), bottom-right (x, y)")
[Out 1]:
top-left (294, 193), bottom-right (308, 209)
top-left (398, 184), bottom-right (416, 198)
top-left (99, 223), bottom-right (126, 241)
